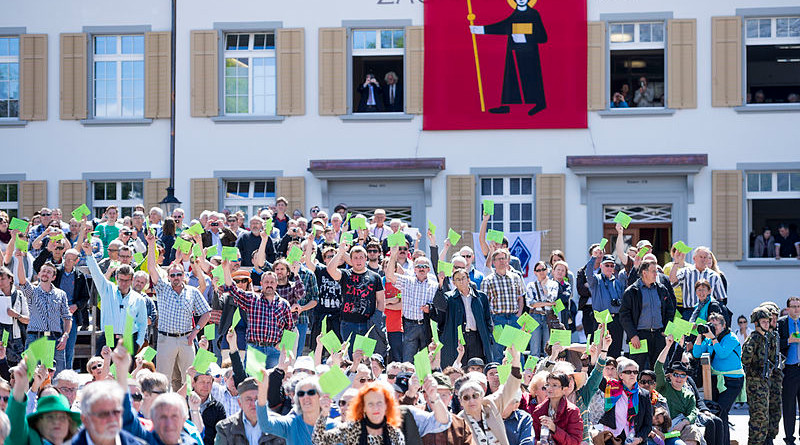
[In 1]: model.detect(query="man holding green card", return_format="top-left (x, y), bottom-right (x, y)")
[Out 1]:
top-left (481, 248), bottom-right (526, 361)
top-left (585, 251), bottom-right (628, 358)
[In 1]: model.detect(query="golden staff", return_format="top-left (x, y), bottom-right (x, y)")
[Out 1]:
top-left (466, 0), bottom-right (486, 112)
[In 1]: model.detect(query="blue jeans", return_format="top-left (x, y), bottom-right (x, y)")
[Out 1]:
top-left (65, 321), bottom-right (78, 370)
top-left (340, 320), bottom-right (368, 356)
top-left (295, 323), bottom-right (308, 357)
top-left (388, 331), bottom-right (403, 363)
top-left (27, 332), bottom-right (66, 375)
top-left (491, 313), bottom-right (519, 362)
top-left (402, 321), bottom-right (427, 363)
top-left (248, 343), bottom-right (280, 369)
top-left (528, 313), bottom-right (550, 357)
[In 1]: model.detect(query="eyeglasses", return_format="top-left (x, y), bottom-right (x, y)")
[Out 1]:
top-left (415, 265), bottom-right (429, 269)
top-left (461, 393), bottom-right (481, 401)
top-left (620, 369), bottom-right (639, 375)
top-left (41, 212), bottom-right (52, 216)
top-left (0, 396), bottom-right (8, 402)
top-left (90, 364), bottom-right (103, 371)
top-left (534, 268), bottom-right (546, 272)
top-left (602, 264), bottom-right (615, 268)
top-left (89, 409), bottom-right (123, 420)
top-left (387, 374), bottom-right (397, 380)
top-left (54, 246), bottom-right (65, 251)
top-left (131, 393), bottom-right (143, 401)
top-left (462, 254), bottom-right (473, 258)
top-left (148, 390), bottom-right (166, 395)
top-left (297, 389), bottom-right (318, 397)
top-left (398, 248), bottom-right (408, 252)
top-left (234, 278), bottom-right (250, 284)
top-left (367, 250), bottom-right (380, 254)
top-left (169, 272), bottom-right (184, 278)
top-left (638, 379), bottom-right (655, 385)
top-left (671, 373), bottom-right (688, 379)
top-left (358, 378), bottom-right (368, 383)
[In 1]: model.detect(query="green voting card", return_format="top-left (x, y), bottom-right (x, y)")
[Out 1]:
top-left (487, 229), bottom-right (504, 244)
top-left (204, 324), bottom-right (215, 340)
top-left (497, 325), bottom-right (531, 352)
top-left (245, 346), bottom-right (266, 378)
top-left (321, 330), bottom-right (342, 355)
top-left (524, 355), bottom-right (539, 370)
top-left (493, 325), bottom-right (504, 343)
top-left (192, 244), bottom-right (203, 259)
top-left (387, 232), bottom-right (406, 247)
top-left (482, 199), bottom-right (494, 215)
top-left (613, 211), bottom-right (632, 229)
top-left (353, 334), bottom-right (377, 357)
top-left (458, 325), bottom-right (466, 345)
top-left (28, 337), bottom-right (55, 369)
top-left (186, 222), bottom-right (205, 236)
top-left (414, 348), bottom-right (432, 384)
top-left (553, 299), bottom-right (565, 315)
top-left (674, 241), bottom-right (692, 254)
top-left (137, 346), bottom-right (157, 362)
top-left (319, 366), bottom-right (351, 395)
top-left (211, 266), bottom-right (225, 286)
top-left (173, 237), bottom-right (192, 254)
top-left (629, 339), bottom-right (648, 354)
top-left (123, 315), bottom-right (135, 355)
top-left (9, 217), bottom-right (28, 232)
top-left (1, 330), bottom-right (8, 346)
top-left (133, 252), bottom-right (144, 264)
top-left (428, 220), bottom-right (436, 235)
top-left (287, 245), bottom-right (303, 263)
top-left (71, 204), bottom-right (91, 221)
top-left (437, 260), bottom-right (454, 277)
top-left (192, 348), bottom-right (217, 373)
top-left (498, 362), bottom-right (512, 384)
top-left (548, 329), bottom-right (572, 346)
top-left (350, 217), bottom-right (368, 231)
top-left (15, 238), bottom-right (28, 252)
top-left (340, 232), bottom-right (354, 245)
top-left (599, 238), bottom-right (608, 250)
top-left (279, 330), bottom-right (297, 352)
top-left (594, 309), bottom-right (613, 325)
top-left (104, 325), bottom-right (115, 348)
top-left (517, 313), bottom-right (539, 334)
top-left (637, 246), bottom-right (650, 258)
top-left (205, 245), bottom-right (218, 258)
top-left (231, 308), bottom-right (242, 328)
top-left (447, 228), bottom-right (461, 246)
top-left (221, 246), bottom-right (239, 261)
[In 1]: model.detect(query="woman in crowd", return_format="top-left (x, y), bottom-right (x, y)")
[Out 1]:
top-left (0, 212), bottom-right (12, 252)
top-left (550, 260), bottom-right (575, 330)
top-left (595, 357), bottom-right (652, 445)
top-left (735, 314), bottom-right (752, 345)
top-left (688, 279), bottom-right (724, 323)
top-left (526, 260), bottom-right (559, 356)
top-left (753, 226), bottom-right (775, 258)
top-left (531, 371), bottom-right (583, 445)
top-left (160, 217), bottom-right (177, 265)
top-left (257, 372), bottom-right (334, 444)
top-left (314, 381), bottom-right (405, 445)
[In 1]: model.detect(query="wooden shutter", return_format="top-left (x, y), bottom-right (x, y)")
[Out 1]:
top-left (59, 180), bottom-right (87, 218)
top-left (587, 22), bottom-right (606, 111)
top-left (143, 178), bottom-right (169, 212)
top-left (19, 180), bottom-right (47, 219)
top-left (60, 33), bottom-right (87, 120)
top-left (275, 177), bottom-right (306, 216)
top-left (536, 174), bottom-right (565, 260)
top-left (277, 28), bottom-right (305, 116)
top-left (667, 19), bottom-right (697, 109)
top-left (19, 34), bottom-right (48, 121)
top-left (405, 26), bottom-right (424, 114)
top-left (190, 30), bottom-right (218, 117)
top-left (446, 175), bottom-right (476, 251)
top-left (318, 28), bottom-right (346, 115)
top-left (190, 178), bottom-right (219, 219)
top-left (712, 170), bottom-right (743, 261)
top-left (712, 17), bottom-right (743, 107)
top-left (145, 32), bottom-right (171, 119)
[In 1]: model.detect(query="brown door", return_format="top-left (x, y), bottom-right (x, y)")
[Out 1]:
top-left (603, 222), bottom-right (673, 264)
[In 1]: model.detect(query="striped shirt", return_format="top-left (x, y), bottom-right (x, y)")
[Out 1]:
top-left (296, 267), bottom-right (318, 325)
top-left (212, 382), bottom-right (240, 417)
top-left (275, 275), bottom-right (306, 324)
top-left (19, 282), bottom-right (71, 333)
top-left (394, 274), bottom-right (438, 321)
top-left (87, 255), bottom-right (149, 344)
top-left (481, 269), bottom-right (526, 314)
top-left (673, 264), bottom-right (728, 308)
top-left (525, 278), bottom-right (559, 311)
top-left (153, 278), bottom-right (211, 334)
top-left (225, 285), bottom-right (295, 345)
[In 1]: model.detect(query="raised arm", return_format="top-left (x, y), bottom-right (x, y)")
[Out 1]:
top-left (326, 243), bottom-right (347, 281)
top-left (669, 251), bottom-right (685, 285)
top-left (614, 223), bottom-right (627, 266)
top-left (478, 212), bottom-right (490, 256)
top-left (386, 246), bottom-right (399, 284)
top-left (144, 232), bottom-right (161, 284)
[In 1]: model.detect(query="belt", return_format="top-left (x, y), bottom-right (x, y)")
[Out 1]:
top-left (28, 331), bottom-right (63, 337)
top-left (403, 317), bottom-right (425, 325)
top-left (465, 329), bottom-right (479, 334)
top-left (639, 328), bottom-right (662, 333)
top-left (158, 330), bottom-right (192, 338)
top-left (249, 340), bottom-right (277, 347)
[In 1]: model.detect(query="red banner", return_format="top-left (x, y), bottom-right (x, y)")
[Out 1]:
top-left (424, 0), bottom-right (587, 130)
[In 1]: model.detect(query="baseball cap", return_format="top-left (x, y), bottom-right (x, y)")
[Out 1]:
top-left (636, 240), bottom-right (652, 249)
top-left (601, 254), bottom-right (615, 264)
top-left (466, 358), bottom-right (485, 369)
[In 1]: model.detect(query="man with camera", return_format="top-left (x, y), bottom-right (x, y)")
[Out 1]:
top-left (610, 91), bottom-right (628, 108)
top-left (201, 213), bottom-right (237, 253)
top-left (584, 251), bottom-right (627, 357)
top-left (691, 312), bottom-right (743, 445)
top-left (357, 73), bottom-right (384, 112)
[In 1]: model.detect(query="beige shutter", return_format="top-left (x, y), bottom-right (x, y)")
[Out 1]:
top-left (405, 26), bottom-right (424, 115)
top-left (536, 174), bottom-right (565, 260)
top-left (19, 34), bottom-right (48, 121)
top-left (587, 22), bottom-right (606, 111)
top-left (318, 28), bottom-right (346, 115)
top-left (667, 19), bottom-right (697, 109)
top-left (145, 32), bottom-right (171, 119)
top-left (712, 17), bottom-right (743, 107)
top-left (143, 178), bottom-right (169, 211)
top-left (190, 178), bottom-right (219, 219)
top-left (19, 180), bottom-right (47, 219)
top-left (59, 180), bottom-right (87, 218)
top-left (446, 175), bottom-right (475, 251)
top-left (276, 28), bottom-right (305, 116)
top-left (275, 177), bottom-right (306, 216)
top-left (712, 170), bottom-right (743, 261)
top-left (190, 30), bottom-right (219, 117)
top-left (60, 33), bottom-right (87, 120)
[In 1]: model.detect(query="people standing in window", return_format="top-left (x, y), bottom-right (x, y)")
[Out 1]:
top-left (611, 91), bottom-right (628, 108)
top-left (774, 223), bottom-right (800, 259)
top-left (383, 72), bottom-right (403, 112)
top-left (357, 74), bottom-right (384, 112)
top-left (633, 76), bottom-right (655, 107)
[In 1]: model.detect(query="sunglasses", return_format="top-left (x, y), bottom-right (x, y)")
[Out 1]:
top-left (234, 278), bottom-right (250, 284)
top-left (41, 213), bottom-right (52, 216)
top-left (461, 393), bottom-right (481, 401)
top-left (149, 390), bottom-right (166, 395)
top-left (90, 409), bottom-right (123, 420)
top-left (462, 254), bottom-right (473, 258)
top-left (620, 370), bottom-right (639, 375)
top-left (387, 374), bottom-right (397, 380)
top-left (90, 364), bottom-right (103, 371)
top-left (338, 399), bottom-right (349, 406)
top-left (169, 273), bottom-right (184, 278)
top-left (0, 396), bottom-right (7, 402)
top-left (398, 248), bottom-right (408, 252)
top-left (414, 265), bottom-right (429, 269)
top-left (534, 268), bottom-right (546, 272)
top-left (367, 250), bottom-right (380, 253)
top-left (54, 246), bottom-right (65, 251)
top-left (297, 389), bottom-right (318, 397)
top-left (358, 378), bottom-right (368, 383)
top-left (638, 379), bottom-right (655, 385)
top-left (671, 373), bottom-right (687, 379)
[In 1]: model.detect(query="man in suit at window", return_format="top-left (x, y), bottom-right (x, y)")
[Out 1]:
top-left (357, 73), bottom-right (384, 112)
top-left (383, 71), bottom-right (403, 112)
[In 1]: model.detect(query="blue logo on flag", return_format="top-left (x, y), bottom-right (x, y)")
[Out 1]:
top-left (510, 237), bottom-right (532, 271)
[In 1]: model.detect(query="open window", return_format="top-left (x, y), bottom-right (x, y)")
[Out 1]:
top-left (744, 17), bottom-right (800, 104)
top-left (351, 28), bottom-right (404, 113)
top-left (746, 171), bottom-right (800, 257)
top-left (609, 22), bottom-right (665, 108)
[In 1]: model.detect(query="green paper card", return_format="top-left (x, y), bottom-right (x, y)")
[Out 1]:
top-left (221, 246), bottom-right (239, 261)
top-left (664, 431), bottom-right (681, 439)
top-left (192, 348), bottom-right (217, 373)
top-left (350, 217), bottom-right (368, 231)
top-left (72, 204), bottom-right (91, 221)
top-left (321, 330), bottom-right (342, 354)
top-left (340, 232), bottom-right (354, 245)
top-left (518, 313), bottom-right (539, 334)
top-left (637, 246), bottom-right (650, 258)
top-left (437, 260), bottom-right (454, 277)
top-left (15, 238), bottom-right (28, 252)
top-left (133, 252), bottom-right (144, 264)
top-left (524, 355), bottom-right (539, 370)
top-left (204, 324), bottom-right (215, 340)
top-left (173, 237), bottom-right (192, 254)
top-left (497, 363), bottom-right (512, 384)
top-left (186, 375), bottom-right (192, 394)
top-left (287, 245), bottom-right (303, 263)
top-left (50, 233), bottom-right (64, 241)
top-left (447, 228), bottom-right (461, 246)
top-left (553, 299), bottom-right (565, 315)
top-left (387, 232), bottom-right (406, 247)
top-left (629, 339), bottom-right (648, 354)
top-left (674, 241), bottom-right (692, 254)
top-left (414, 348), bottom-right (432, 384)
top-left (205, 245), bottom-right (218, 258)
top-left (23, 351), bottom-right (36, 379)
top-left (9, 217), bottom-right (28, 232)
top-left (263, 219), bottom-right (274, 236)
top-left (104, 325), bottom-right (115, 348)
top-left (321, 315), bottom-right (328, 334)
top-left (458, 325), bottom-right (466, 345)
top-left (29, 337), bottom-right (55, 369)
top-left (231, 308), bottom-right (242, 329)
top-left (668, 318), bottom-right (693, 339)
top-left (186, 223), bottom-right (205, 236)
top-left (344, 213), bottom-right (352, 228)
top-left (245, 346), bottom-right (267, 378)
top-left (593, 327), bottom-right (604, 345)
top-left (280, 330), bottom-right (297, 352)
top-left (109, 363), bottom-right (117, 379)
top-left (192, 244), bottom-right (203, 259)
top-left (613, 211), bottom-right (632, 229)
top-left (486, 229), bottom-right (504, 244)
top-left (430, 319), bottom-right (440, 345)
top-left (137, 346), bottom-right (157, 362)
top-left (493, 325), bottom-right (504, 343)
top-left (497, 325), bottom-right (531, 352)
top-left (428, 220), bottom-right (436, 235)
top-left (585, 334), bottom-right (592, 353)
top-left (211, 266), bottom-right (225, 286)
top-left (123, 315), bottom-right (135, 355)
top-left (319, 366), bottom-right (351, 395)
top-left (482, 199), bottom-right (495, 215)
top-left (599, 238), bottom-right (608, 250)
top-left (548, 329), bottom-right (572, 346)
top-left (353, 334), bottom-right (377, 357)
top-left (594, 309), bottom-right (613, 325)
top-left (1, 330), bottom-right (8, 346)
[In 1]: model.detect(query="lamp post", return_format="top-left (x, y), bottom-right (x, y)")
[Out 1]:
top-left (160, 0), bottom-right (180, 214)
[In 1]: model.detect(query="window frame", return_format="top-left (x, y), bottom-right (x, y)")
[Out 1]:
top-left (0, 29), bottom-right (22, 123)
top-left (0, 182), bottom-right (19, 218)
top-left (91, 180), bottom-right (145, 218)
top-left (222, 179), bottom-right (277, 220)
top-left (222, 32), bottom-right (277, 117)
top-left (91, 34), bottom-right (146, 119)
top-left (478, 176), bottom-right (535, 234)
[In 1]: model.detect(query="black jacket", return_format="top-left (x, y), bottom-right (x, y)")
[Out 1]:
top-left (201, 228), bottom-right (237, 249)
top-left (598, 386), bottom-right (653, 440)
top-left (619, 279), bottom-right (676, 340)
top-left (53, 264), bottom-right (91, 313)
top-left (778, 315), bottom-right (798, 359)
top-left (200, 395), bottom-right (227, 445)
top-left (576, 265), bottom-right (592, 310)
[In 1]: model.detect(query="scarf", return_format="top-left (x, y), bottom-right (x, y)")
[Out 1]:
top-left (604, 380), bottom-right (639, 426)
top-left (359, 416), bottom-right (392, 445)
top-left (465, 410), bottom-right (502, 445)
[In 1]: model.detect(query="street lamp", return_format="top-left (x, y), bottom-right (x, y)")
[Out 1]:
top-left (159, 186), bottom-right (181, 213)
top-left (159, 0), bottom-right (180, 215)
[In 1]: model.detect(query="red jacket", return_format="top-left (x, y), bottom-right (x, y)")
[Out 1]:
top-left (531, 397), bottom-right (583, 445)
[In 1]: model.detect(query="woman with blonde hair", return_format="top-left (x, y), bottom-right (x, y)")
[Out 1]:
top-left (313, 381), bottom-right (405, 445)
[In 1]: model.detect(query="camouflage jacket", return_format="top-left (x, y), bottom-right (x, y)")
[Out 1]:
top-left (742, 330), bottom-right (770, 379)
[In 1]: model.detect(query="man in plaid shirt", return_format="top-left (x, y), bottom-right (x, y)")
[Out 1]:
top-left (481, 248), bottom-right (526, 361)
top-left (222, 261), bottom-right (294, 368)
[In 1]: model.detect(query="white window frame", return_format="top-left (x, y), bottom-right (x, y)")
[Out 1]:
top-left (92, 34), bottom-right (145, 118)
top-left (223, 32), bottom-right (277, 116)
top-left (479, 176), bottom-right (534, 233)
top-left (0, 36), bottom-right (20, 120)
top-left (92, 180), bottom-right (144, 218)
top-left (745, 17), bottom-right (800, 45)
top-left (351, 28), bottom-right (405, 56)
top-left (609, 22), bottom-right (665, 50)
top-left (746, 171), bottom-right (800, 199)
top-left (0, 182), bottom-right (19, 217)
top-left (607, 20), bottom-right (667, 110)
top-left (223, 179), bottom-right (277, 220)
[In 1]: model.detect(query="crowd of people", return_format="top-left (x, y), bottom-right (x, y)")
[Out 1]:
top-left (0, 200), bottom-right (796, 445)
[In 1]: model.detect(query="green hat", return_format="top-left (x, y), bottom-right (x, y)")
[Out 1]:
top-left (750, 308), bottom-right (771, 324)
top-left (27, 394), bottom-right (82, 428)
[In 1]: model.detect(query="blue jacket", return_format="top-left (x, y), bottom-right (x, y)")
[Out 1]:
top-left (504, 409), bottom-right (534, 445)
top-left (122, 393), bottom-right (202, 445)
top-left (584, 257), bottom-right (627, 314)
top-left (72, 428), bottom-right (145, 445)
top-left (692, 330), bottom-right (743, 374)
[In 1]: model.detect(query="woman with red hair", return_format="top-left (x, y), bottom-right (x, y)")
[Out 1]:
top-left (313, 381), bottom-right (406, 445)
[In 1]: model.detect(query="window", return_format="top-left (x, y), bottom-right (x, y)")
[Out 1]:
top-left (223, 180), bottom-right (276, 220)
top-left (224, 32), bottom-right (276, 116)
top-left (93, 35), bottom-right (145, 118)
top-left (0, 183), bottom-right (18, 217)
top-left (744, 17), bottom-right (800, 104)
top-left (351, 28), bottom-right (405, 113)
top-left (609, 22), bottom-right (665, 108)
top-left (92, 181), bottom-right (144, 218)
top-left (0, 36), bottom-right (20, 119)
top-left (745, 171), bottom-right (800, 257)
top-left (480, 177), bottom-right (533, 233)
